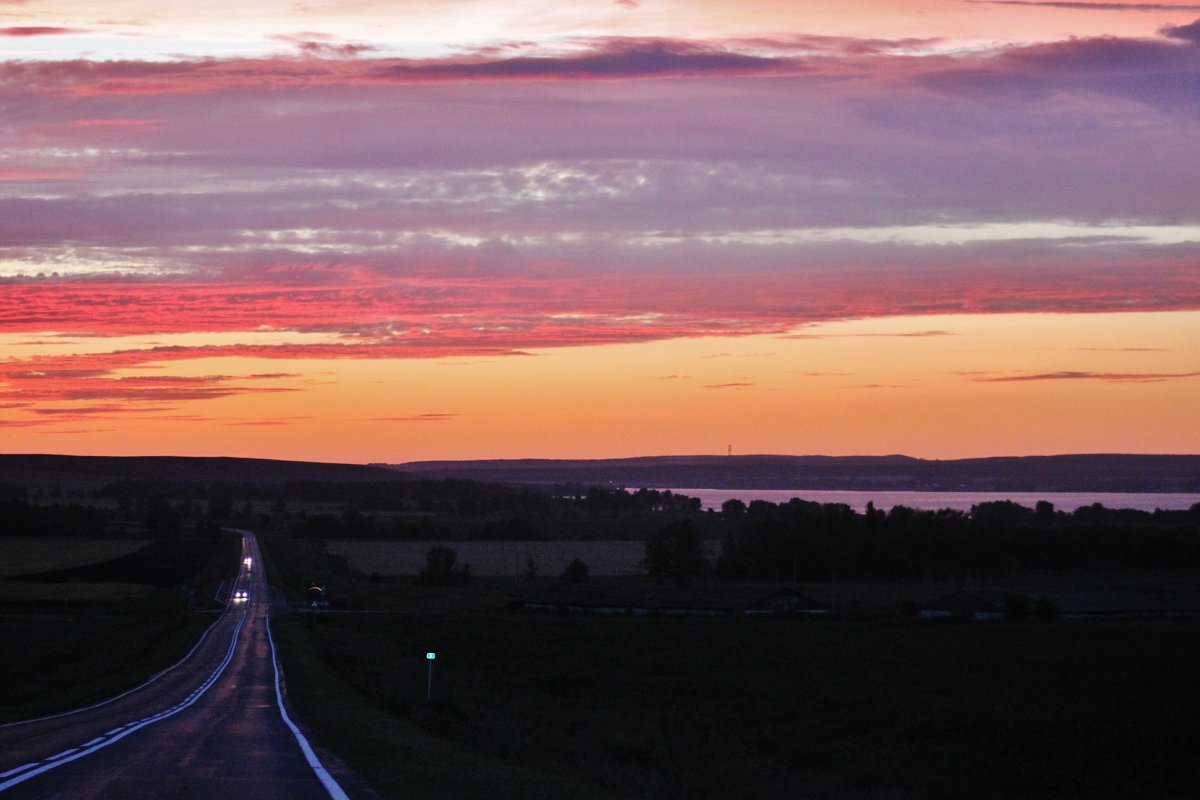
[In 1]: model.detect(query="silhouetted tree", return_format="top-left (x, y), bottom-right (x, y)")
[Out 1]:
top-left (419, 544), bottom-right (471, 586)
top-left (145, 497), bottom-right (182, 539)
top-left (523, 554), bottom-right (539, 582)
top-left (721, 498), bottom-right (747, 517)
top-left (560, 557), bottom-right (589, 583)
top-left (645, 520), bottom-right (709, 586)
top-left (206, 481), bottom-right (234, 519)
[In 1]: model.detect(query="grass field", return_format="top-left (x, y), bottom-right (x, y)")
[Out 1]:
top-left (0, 538), bottom-right (163, 606)
top-left (262, 535), bottom-right (1200, 799)
top-left (0, 613), bottom-right (218, 723)
top-left (334, 539), bottom-right (721, 578)
top-left (281, 611), bottom-right (1200, 800)
top-left (0, 538), bottom-right (147, 577)
top-left (272, 617), bottom-right (619, 799)
top-left (0, 533), bottom-right (240, 722)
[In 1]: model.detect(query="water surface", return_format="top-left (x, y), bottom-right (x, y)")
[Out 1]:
top-left (665, 489), bottom-right (1200, 513)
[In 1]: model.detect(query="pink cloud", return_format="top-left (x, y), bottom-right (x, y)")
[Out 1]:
top-left (0, 169), bottom-right (85, 181)
top-left (272, 33), bottom-right (378, 58)
top-left (977, 2), bottom-right (1200, 10)
top-left (0, 27), bottom-right (86, 37)
top-left (2, 22), bottom-right (1198, 436)
top-left (0, 38), bottom-right (810, 98)
top-left (0, 363), bottom-right (303, 410)
top-left (2, 258), bottom-right (1197, 352)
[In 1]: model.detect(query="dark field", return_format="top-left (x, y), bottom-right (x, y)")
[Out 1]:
top-left (0, 534), bottom-right (239, 722)
top-left (0, 613), bottom-right (216, 723)
top-left (274, 603), bottom-right (1200, 800)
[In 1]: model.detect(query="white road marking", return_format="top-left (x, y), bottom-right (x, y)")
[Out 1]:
top-left (0, 612), bottom-right (229, 731)
top-left (266, 618), bottom-right (352, 800)
top-left (0, 613), bottom-right (246, 793)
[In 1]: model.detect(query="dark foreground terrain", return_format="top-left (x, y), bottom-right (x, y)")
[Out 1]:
top-left (265, 537), bottom-right (1200, 800)
top-left (279, 610), bottom-right (1200, 800)
top-left (4, 457), bottom-right (1200, 799)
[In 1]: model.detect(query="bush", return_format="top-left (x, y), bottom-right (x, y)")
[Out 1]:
top-left (560, 558), bottom-right (589, 584)
top-left (419, 544), bottom-right (471, 587)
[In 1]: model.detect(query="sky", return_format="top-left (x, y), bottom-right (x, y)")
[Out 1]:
top-left (1, 0), bottom-right (1198, 463)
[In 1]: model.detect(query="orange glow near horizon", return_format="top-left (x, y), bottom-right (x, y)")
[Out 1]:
top-left (3, 312), bottom-right (1197, 462)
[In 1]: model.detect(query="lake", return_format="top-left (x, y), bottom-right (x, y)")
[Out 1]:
top-left (663, 488), bottom-right (1200, 513)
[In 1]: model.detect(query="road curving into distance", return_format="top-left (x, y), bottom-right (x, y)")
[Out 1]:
top-left (0, 532), bottom-right (369, 799)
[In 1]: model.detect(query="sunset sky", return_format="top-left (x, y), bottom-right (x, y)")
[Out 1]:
top-left (2, 1), bottom-right (1198, 463)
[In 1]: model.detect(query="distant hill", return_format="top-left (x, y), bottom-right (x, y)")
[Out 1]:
top-left (386, 454), bottom-right (1200, 493)
top-left (2, 453), bottom-right (1196, 494)
top-left (0, 454), bottom-right (397, 491)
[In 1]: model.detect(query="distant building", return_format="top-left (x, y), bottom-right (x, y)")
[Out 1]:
top-left (919, 590), bottom-right (1007, 621)
top-left (520, 584), bottom-right (829, 617)
top-left (920, 589), bottom-right (1200, 621)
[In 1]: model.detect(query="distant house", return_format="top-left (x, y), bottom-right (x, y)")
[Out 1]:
top-left (920, 589), bottom-right (1200, 621)
top-left (520, 584), bottom-right (829, 617)
top-left (919, 590), bottom-right (1007, 621)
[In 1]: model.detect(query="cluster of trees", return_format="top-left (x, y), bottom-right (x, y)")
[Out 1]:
top-left (561, 487), bottom-right (702, 515)
top-left (4, 475), bottom-right (701, 541)
top-left (418, 544), bottom-right (472, 586)
top-left (0, 498), bottom-right (107, 538)
top-left (10, 470), bottom-right (1200, 583)
top-left (712, 499), bottom-right (1200, 580)
top-left (292, 511), bottom-right (544, 541)
top-left (0, 496), bottom-right (229, 540)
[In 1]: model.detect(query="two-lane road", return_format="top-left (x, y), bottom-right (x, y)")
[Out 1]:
top-left (0, 533), bottom-right (362, 799)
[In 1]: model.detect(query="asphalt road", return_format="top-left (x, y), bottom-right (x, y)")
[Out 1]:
top-left (0, 533), bottom-right (374, 799)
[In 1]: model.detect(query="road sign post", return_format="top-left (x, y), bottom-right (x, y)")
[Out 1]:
top-left (426, 652), bottom-right (436, 700)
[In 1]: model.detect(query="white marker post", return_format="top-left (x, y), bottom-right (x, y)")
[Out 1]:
top-left (426, 652), bottom-right (436, 700)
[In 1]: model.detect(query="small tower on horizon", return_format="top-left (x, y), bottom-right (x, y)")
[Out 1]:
top-left (727, 444), bottom-right (732, 457)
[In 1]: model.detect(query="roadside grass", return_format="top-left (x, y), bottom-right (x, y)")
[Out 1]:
top-left (283, 608), bottom-right (1200, 800)
top-left (0, 581), bottom-right (164, 606)
top-left (0, 538), bottom-right (148, 578)
top-left (0, 533), bottom-right (241, 723)
top-left (261, 536), bottom-right (1200, 798)
top-left (271, 615), bottom-right (618, 800)
top-left (0, 612), bottom-right (218, 723)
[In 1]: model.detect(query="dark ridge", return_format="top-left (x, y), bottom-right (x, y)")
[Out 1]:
top-left (387, 453), bottom-right (1200, 492)
top-left (0, 454), bottom-right (400, 491)
top-left (1, 453), bottom-right (1197, 493)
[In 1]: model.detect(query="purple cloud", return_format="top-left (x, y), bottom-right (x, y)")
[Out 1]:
top-left (976, 2), bottom-right (1200, 10)
top-left (378, 39), bottom-right (793, 81)
top-left (974, 370), bottom-right (1200, 382)
top-left (1163, 18), bottom-right (1200, 42)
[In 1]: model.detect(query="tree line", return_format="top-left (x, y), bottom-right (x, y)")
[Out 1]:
top-left (707, 498), bottom-right (1200, 582)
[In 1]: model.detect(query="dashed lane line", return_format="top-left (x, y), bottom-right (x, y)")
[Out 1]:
top-left (0, 613), bottom-right (246, 793)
